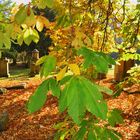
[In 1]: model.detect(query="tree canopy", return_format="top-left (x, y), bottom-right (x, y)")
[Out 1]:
top-left (0, 0), bottom-right (140, 60)
top-left (0, 0), bottom-right (140, 139)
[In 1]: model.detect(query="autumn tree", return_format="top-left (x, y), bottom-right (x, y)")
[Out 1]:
top-left (0, 0), bottom-right (15, 58)
top-left (12, 6), bottom-right (56, 56)
top-left (0, 0), bottom-right (140, 139)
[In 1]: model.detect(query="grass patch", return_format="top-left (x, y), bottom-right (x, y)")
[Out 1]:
top-left (10, 68), bottom-right (30, 78)
top-left (0, 68), bottom-right (30, 81)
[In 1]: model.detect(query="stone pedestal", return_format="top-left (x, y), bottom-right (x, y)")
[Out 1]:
top-left (30, 49), bottom-right (40, 77)
top-left (30, 63), bottom-right (40, 77)
top-left (0, 58), bottom-right (10, 77)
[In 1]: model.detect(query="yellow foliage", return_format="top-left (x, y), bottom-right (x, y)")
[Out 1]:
top-left (72, 28), bottom-right (86, 49)
top-left (69, 64), bottom-right (80, 75)
top-left (36, 19), bottom-right (44, 32)
top-left (56, 66), bottom-right (67, 81)
top-left (35, 16), bottom-right (50, 31)
top-left (39, 16), bottom-right (50, 28)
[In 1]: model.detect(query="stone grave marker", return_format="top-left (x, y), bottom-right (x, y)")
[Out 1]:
top-left (0, 110), bottom-right (9, 132)
top-left (0, 57), bottom-right (10, 77)
top-left (30, 49), bottom-right (40, 77)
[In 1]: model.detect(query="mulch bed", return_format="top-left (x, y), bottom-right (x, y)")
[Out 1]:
top-left (0, 77), bottom-right (139, 140)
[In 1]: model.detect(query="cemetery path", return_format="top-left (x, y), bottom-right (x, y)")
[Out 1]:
top-left (0, 77), bottom-right (139, 140)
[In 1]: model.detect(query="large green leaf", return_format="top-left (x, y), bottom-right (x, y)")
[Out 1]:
top-left (97, 52), bottom-right (116, 65)
top-left (75, 125), bottom-right (87, 140)
top-left (27, 79), bottom-right (49, 113)
top-left (95, 85), bottom-right (113, 95)
top-left (72, 120), bottom-right (88, 139)
top-left (67, 78), bottom-right (86, 124)
top-left (59, 77), bottom-right (86, 124)
top-left (77, 47), bottom-right (94, 68)
top-left (108, 130), bottom-right (122, 140)
top-left (108, 109), bottom-right (123, 127)
top-left (92, 126), bottom-right (121, 140)
top-left (80, 77), bottom-right (108, 120)
top-left (92, 54), bottom-right (108, 73)
top-left (40, 55), bottom-right (56, 77)
top-left (88, 130), bottom-right (97, 140)
top-left (77, 47), bottom-right (111, 73)
top-left (59, 84), bottom-right (68, 112)
top-left (3, 33), bottom-right (11, 49)
top-left (36, 55), bottom-right (48, 66)
top-left (0, 31), bottom-right (11, 49)
top-left (27, 78), bottom-right (60, 113)
top-left (100, 128), bottom-right (121, 140)
top-left (59, 76), bottom-right (108, 124)
top-left (48, 78), bottom-right (60, 98)
top-left (59, 75), bottom-right (73, 85)
top-left (74, 120), bottom-right (121, 140)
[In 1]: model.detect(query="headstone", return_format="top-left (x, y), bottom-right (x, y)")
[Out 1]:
top-left (0, 110), bottom-right (9, 132)
top-left (0, 58), bottom-right (10, 77)
top-left (5, 83), bottom-right (27, 90)
top-left (30, 49), bottom-right (40, 77)
top-left (0, 88), bottom-right (7, 95)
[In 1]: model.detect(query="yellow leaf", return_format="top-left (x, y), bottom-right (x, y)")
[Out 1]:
top-left (57, 61), bottom-right (67, 67)
top-left (56, 66), bottom-right (67, 81)
top-left (36, 19), bottom-right (44, 32)
top-left (72, 28), bottom-right (86, 49)
top-left (24, 9), bottom-right (36, 26)
top-left (72, 38), bottom-right (83, 49)
top-left (69, 64), bottom-right (80, 75)
top-left (35, 16), bottom-right (50, 31)
top-left (40, 16), bottom-right (50, 28)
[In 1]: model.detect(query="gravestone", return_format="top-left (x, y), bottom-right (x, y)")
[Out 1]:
top-left (0, 110), bottom-right (9, 131)
top-left (30, 49), bottom-right (40, 77)
top-left (0, 88), bottom-right (7, 95)
top-left (0, 58), bottom-right (10, 77)
top-left (5, 83), bottom-right (27, 90)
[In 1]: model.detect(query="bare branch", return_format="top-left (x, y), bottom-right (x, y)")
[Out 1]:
top-left (101, 0), bottom-right (112, 51)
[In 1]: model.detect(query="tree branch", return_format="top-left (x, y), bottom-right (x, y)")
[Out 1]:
top-left (101, 0), bottom-right (112, 51)
top-left (0, 20), bottom-right (14, 24)
top-left (121, 0), bottom-right (126, 23)
top-left (131, 13), bottom-right (140, 48)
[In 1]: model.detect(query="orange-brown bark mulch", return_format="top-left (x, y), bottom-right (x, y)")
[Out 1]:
top-left (0, 77), bottom-right (139, 140)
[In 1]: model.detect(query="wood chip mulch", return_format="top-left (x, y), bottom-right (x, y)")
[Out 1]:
top-left (0, 77), bottom-right (139, 140)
